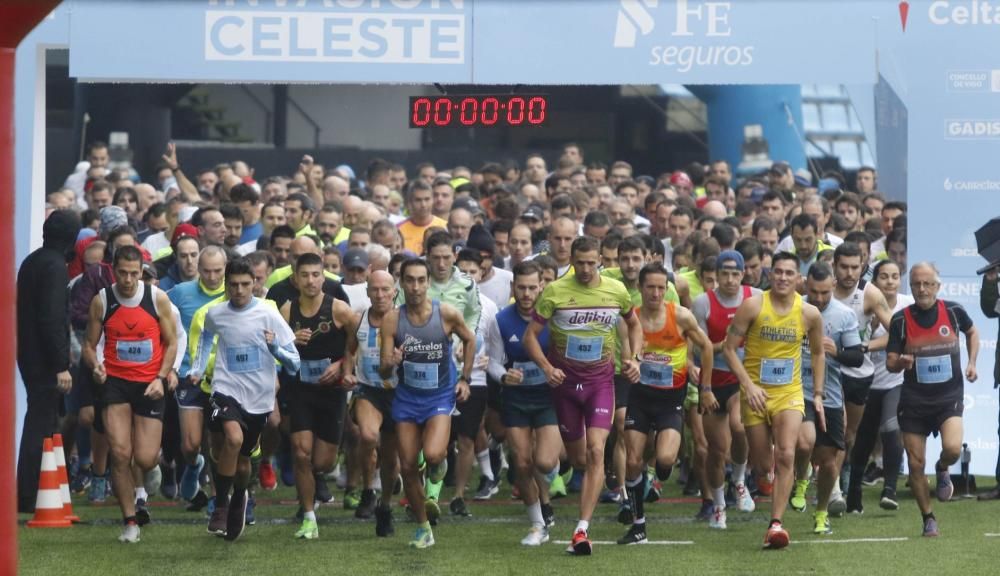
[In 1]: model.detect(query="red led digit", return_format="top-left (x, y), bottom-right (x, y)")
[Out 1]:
top-left (506, 97), bottom-right (525, 125)
top-left (527, 97), bottom-right (547, 125)
top-left (433, 97), bottom-right (453, 126)
top-left (481, 97), bottom-right (499, 126)
top-left (459, 97), bottom-right (477, 126)
top-left (412, 97), bottom-right (431, 127)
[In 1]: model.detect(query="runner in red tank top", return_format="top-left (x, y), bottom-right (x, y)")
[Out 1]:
top-left (82, 246), bottom-right (178, 543)
top-left (692, 251), bottom-right (761, 526)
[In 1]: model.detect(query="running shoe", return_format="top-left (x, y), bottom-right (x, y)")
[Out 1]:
top-left (187, 490), bottom-right (209, 512)
top-left (224, 490), bottom-right (248, 541)
top-left (206, 496), bottom-right (215, 517)
top-left (88, 474), bottom-right (108, 504)
top-left (409, 525), bottom-right (435, 549)
top-left (617, 500), bottom-right (634, 525)
top-left (71, 466), bottom-right (93, 495)
top-left (375, 505), bottom-right (395, 537)
top-left (474, 476), bottom-right (500, 500)
top-left (144, 467), bottom-right (162, 499)
top-left (208, 506), bottom-right (228, 536)
top-left (425, 479), bottom-right (444, 503)
top-left (342, 489), bottom-right (360, 510)
top-left (259, 460), bottom-right (277, 492)
top-left (599, 488), bottom-right (621, 504)
top-left (709, 506), bottom-right (727, 530)
top-left (935, 466), bottom-right (954, 502)
top-left (160, 466), bottom-right (178, 501)
top-left (118, 521), bottom-right (140, 544)
top-left (922, 516), bottom-right (939, 537)
top-left (425, 498), bottom-right (441, 526)
top-left (449, 497), bottom-right (470, 517)
top-left (181, 454), bottom-right (205, 502)
top-left (616, 523), bottom-right (647, 546)
top-left (879, 488), bottom-right (899, 511)
top-left (135, 498), bottom-right (151, 526)
top-left (645, 477), bottom-right (662, 503)
top-left (356, 489), bottom-right (377, 519)
top-left (763, 521), bottom-right (790, 549)
top-left (541, 502), bottom-right (556, 528)
top-left (315, 476), bottom-right (335, 504)
top-left (521, 525), bottom-right (550, 546)
top-left (695, 499), bottom-right (714, 521)
top-left (549, 473), bottom-right (567, 499)
top-left (756, 474), bottom-right (774, 497)
top-left (567, 470), bottom-right (583, 494)
top-left (813, 511), bottom-right (832, 535)
top-left (827, 492), bottom-right (847, 517)
top-left (736, 482), bottom-right (756, 513)
top-left (245, 495), bottom-right (256, 526)
top-left (279, 449), bottom-right (295, 487)
top-left (569, 529), bottom-right (593, 554)
top-left (790, 479), bottom-right (809, 513)
top-left (682, 472), bottom-right (701, 497)
top-left (295, 518), bottom-right (319, 540)
top-left (862, 462), bottom-right (884, 486)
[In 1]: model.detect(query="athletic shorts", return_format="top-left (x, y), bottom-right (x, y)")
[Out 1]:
top-left (392, 385), bottom-right (455, 425)
top-left (101, 375), bottom-right (165, 420)
top-left (208, 392), bottom-right (268, 457)
top-left (288, 382), bottom-right (348, 445)
top-left (454, 386), bottom-right (488, 439)
top-left (175, 376), bottom-right (210, 410)
top-left (500, 386), bottom-right (558, 429)
top-left (805, 403), bottom-right (846, 451)
top-left (614, 374), bottom-right (631, 410)
top-left (897, 392), bottom-right (963, 437)
top-left (551, 379), bottom-right (615, 442)
top-left (742, 383), bottom-right (805, 428)
top-left (276, 372), bottom-right (295, 413)
top-left (843, 374), bottom-right (875, 406)
top-left (710, 384), bottom-right (740, 415)
top-left (352, 385), bottom-right (396, 433)
top-left (486, 375), bottom-right (503, 412)
top-left (624, 384), bottom-right (685, 434)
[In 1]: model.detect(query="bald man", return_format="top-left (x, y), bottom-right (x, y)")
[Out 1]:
top-left (323, 175), bottom-right (350, 204)
top-left (702, 200), bottom-right (728, 221)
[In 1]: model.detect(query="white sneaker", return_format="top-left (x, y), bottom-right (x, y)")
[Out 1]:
top-left (709, 506), bottom-right (727, 530)
top-left (520, 525), bottom-right (550, 546)
top-left (736, 482), bottom-right (756, 513)
top-left (118, 523), bottom-right (140, 543)
top-left (144, 466), bottom-right (162, 497)
top-left (828, 491), bottom-right (847, 517)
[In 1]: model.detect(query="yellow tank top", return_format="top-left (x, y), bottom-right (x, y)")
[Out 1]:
top-left (744, 291), bottom-right (804, 388)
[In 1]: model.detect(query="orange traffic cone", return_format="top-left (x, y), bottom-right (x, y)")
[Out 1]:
top-left (52, 434), bottom-right (81, 523)
top-left (26, 438), bottom-right (72, 528)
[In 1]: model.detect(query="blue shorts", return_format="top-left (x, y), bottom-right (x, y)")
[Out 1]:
top-left (175, 377), bottom-right (210, 410)
top-left (392, 385), bottom-right (455, 425)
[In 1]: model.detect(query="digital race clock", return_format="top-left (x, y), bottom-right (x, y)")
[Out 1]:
top-left (409, 95), bottom-right (549, 128)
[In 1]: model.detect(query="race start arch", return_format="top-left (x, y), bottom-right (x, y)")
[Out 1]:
top-left (8, 0), bottom-right (1000, 563)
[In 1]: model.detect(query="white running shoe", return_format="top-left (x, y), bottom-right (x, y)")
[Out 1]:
top-left (520, 525), bottom-right (550, 546)
top-left (709, 506), bottom-right (727, 530)
top-left (827, 491), bottom-right (847, 517)
top-left (144, 466), bottom-right (162, 497)
top-left (736, 482), bottom-right (756, 513)
top-left (118, 523), bottom-right (140, 543)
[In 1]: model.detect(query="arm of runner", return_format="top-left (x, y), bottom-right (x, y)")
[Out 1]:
top-left (82, 293), bottom-right (106, 383)
top-left (443, 303), bottom-right (475, 403)
top-left (266, 310), bottom-right (300, 375)
top-left (484, 313), bottom-right (509, 384)
top-left (322, 300), bottom-right (357, 386)
top-left (830, 308), bottom-right (863, 368)
top-left (885, 313), bottom-right (912, 373)
top-left (675, 274), bottom-right (692, 309)
top-left (379, 308), bottom-right (400, 380)
top-left (149, 290), bottom-right (178, 400)
top-left (622, 309), bottom-right (643, 379)
top-left (524, 318), bottom-right (562, 387)
top-left (804, 303), bottom-right (827, 433)
top-left (723, 296), bottom-right (764, 413)
top-left (868, 283), bottom-right (894, 332)
top-left (189, 312), bottom-right (215, 383)
top-left (162, 142), bottom-right (200, 204)
top-left (964, 324), bottom-right (979, 383)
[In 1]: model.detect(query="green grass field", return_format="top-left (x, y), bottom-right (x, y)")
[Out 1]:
top-left (18, 475), bottom-right (1000, 576)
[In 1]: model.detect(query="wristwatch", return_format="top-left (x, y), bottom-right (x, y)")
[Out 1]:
top-left (699, 385), bottom-right (712, 393)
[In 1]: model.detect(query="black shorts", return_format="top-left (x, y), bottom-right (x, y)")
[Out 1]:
top-left (175, 377), bottom-right (210, 411)
top-left (101, 375), bottom-right (165, 420)
top-left (288, 382), bottom-right (348, 445)
top-left (486, 375), bottom-right (503, 412)
top-left (500, 386), bottom-right (558, 429)
top-left (614, 373), bottom-right (631, 409)
top-left (805, 403), bottom-right (846, 451)
top-left (455, 386), bottom-right (488, 439)
top-left (276, 372), bottom-right (296, 413)
top-left (208, 393), bottom-right (269, 457)
top-left (897, 392), bottom-right (963, 437)
top-left (843, 374), bottom-right (875, 406)
top-left (624, 384), bottom-right (685, 434)
top-left (710, 384), bottom-right (740, 415)
top-left (352, 385), bottom-right (396, 433)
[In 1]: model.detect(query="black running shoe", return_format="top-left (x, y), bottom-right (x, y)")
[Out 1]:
top-left (375, 505), bottom-right (395, 537)
top-left (616, 523), bottom-right (648, 545)
top-left (224, 490), bottom-right (248, 541)
top-left (186, 490), bottom-right (209, 512)
top-left (449, 497), bottom-right (471, 517)
top-left (862, 462), bottom-right (884, 486)
top-left (356, 489), bottom-right (377, 519)
top-left (541, 502), bottom-right (556, 528)
top-left (314, 475), bottom-right (334, 504)
top-left (135, 498), bottom-right (151, 526)
top-left (846, 489), bottom-right (864, 515)
top-left (879, 488), bottom-right (899, 511)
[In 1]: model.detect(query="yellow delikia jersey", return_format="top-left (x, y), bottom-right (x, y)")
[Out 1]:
top-left (743, 291), bottom-right (805, 389)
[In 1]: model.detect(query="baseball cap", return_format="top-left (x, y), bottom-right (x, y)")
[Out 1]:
top-left (171, 223), bottom-right (200, 246)
top-left (521, 205), bottom-right (544, 222)
top-left (793, 174), bottom-right (812, 188)
top-left (343, 248), bottom-right (369, 270)
top-left (770, 161), bottom-right (791, 174)
top-left (717, 250), bottom-right (745, 271)
top-left (452, 196), bottom-right (484, 216)
top-left (141, 262), bottom-right (158, 280)
top-left (669, 171), bottom-right (693, 187)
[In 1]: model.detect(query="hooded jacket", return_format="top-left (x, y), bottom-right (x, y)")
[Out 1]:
top-left (17, 210), bottom-right (81, 384)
